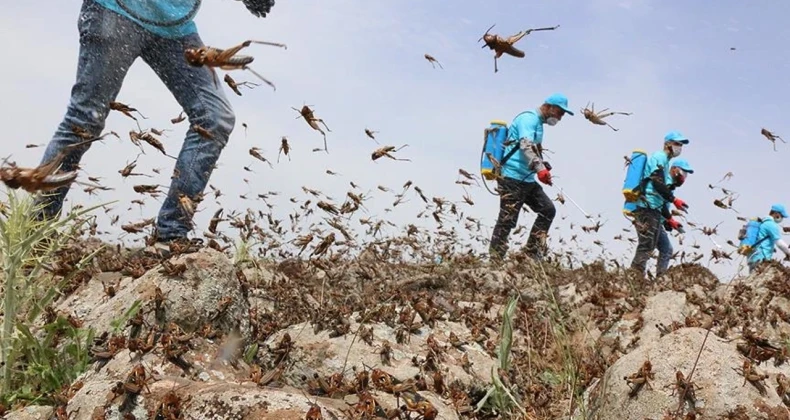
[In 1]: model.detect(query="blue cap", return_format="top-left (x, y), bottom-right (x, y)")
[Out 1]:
top-left (670, 158), bottom-right (694, 174)
top-left (771, 204), bottom-right (789, 218)
top-left (664, 130), bottom-right (689, 144)
top-left (544, 93), bottom-right (574, 116)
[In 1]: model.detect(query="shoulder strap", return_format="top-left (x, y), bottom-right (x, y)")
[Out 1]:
top-left (753, 218), bottom-right (773, 246)
top-left (500, 141), bottom-right (521, 167)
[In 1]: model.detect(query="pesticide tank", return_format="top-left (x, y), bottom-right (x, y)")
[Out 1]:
top-left (623, 200), bottom-right (638, 220)
top-left (480, 120), bottom-right (509, 181)
top-left (622, 149), bottom-right (648, 203)
top-left (738, 218), bottom-right (766, 256)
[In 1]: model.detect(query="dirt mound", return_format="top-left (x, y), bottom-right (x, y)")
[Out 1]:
top-left (5, 240), bottom-right (790, 419)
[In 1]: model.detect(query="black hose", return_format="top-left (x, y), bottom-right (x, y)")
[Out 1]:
top-left (115, 0), bottom-right (202, 28)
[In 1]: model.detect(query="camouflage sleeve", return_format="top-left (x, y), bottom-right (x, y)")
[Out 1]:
top-left (519, 139), bottom-right (547, 173)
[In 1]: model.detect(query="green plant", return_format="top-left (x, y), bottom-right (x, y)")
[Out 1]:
top-left (0, 190), bottom-right (108, 405)
top-left (233, 237), bottom-right (254, 267)
top-left (475, 294), bottom-right (527, 417)
top-left (109, 299), bottom-right (143, 335)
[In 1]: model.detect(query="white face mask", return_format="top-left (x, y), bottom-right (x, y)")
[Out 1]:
top-left (670, 144), bottom-right (683, 157)
top-left (774, 215), bottom-right (784, 224)
top-left (546, 117), bottom-right (559, 126)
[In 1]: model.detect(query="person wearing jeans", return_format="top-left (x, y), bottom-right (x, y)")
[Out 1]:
top-left (655, 227), bottom-right (672, 276)
top-left (489, 93), bottom-right (574, 262)
top-left (32, 0), bottom-right (274, 256)
top-left (654, 158), bottom-right (695, 277)
top-left (629, 132), bottom-right (691, 276)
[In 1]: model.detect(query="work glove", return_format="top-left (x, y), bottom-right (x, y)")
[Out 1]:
top-left (537, 169), bottom-right (552, 186)
top-left (672, 198), bottom-right (689, 213)
top-left (664, 218), bottom-right (684, 234)
top-left (543, 161), bottom-right (552, 171)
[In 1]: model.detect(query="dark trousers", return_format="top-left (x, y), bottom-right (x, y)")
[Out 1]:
top-left (489, 177), bottom-right (556, 259)
top-left (630, 207), bottom-right (662, 274)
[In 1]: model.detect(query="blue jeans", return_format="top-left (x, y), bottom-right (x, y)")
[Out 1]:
top-left (34, 0), bottom-right (235, 241)
top-left (656, 225), bottom-right (672, 276)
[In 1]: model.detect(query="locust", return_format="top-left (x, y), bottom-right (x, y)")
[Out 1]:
top-left (424, 54), bottom-right (443, 69)
top-left (479, 24), bottom-right (559, 73)
top-left (109, 101), bottom-right (147, 121)
top-left (581, 102), bottom-right (632, 131)
top-left (457, 168), bottom-right (479, 186)
top-left (278, 137), bottom-right (291, 162)
top-left (760, 128), bottom-right (785, 151)
top-left (249, 147), bottom-right (274, 169)
top-left (718, 171), bottom-right (734, 183)
top-left (170, 112), bottom-right (186, 124)
top-left (293, 105), bottom-right (331, 152)
top-left (372, 145), bottom-right (410, 162)
top-left (129, 129), bottom-right (173, 158)
top-left (0, 135), bottom-right (111, 193)
top-left (364, 128), bottom-right (379, 143)
top-left (624, 359), bottom-right (654, 399)
top-left (223, 73), bottom-right (260, 96)
top-left (192, 124), bottom-right (214, 140)
top-left (184, 39), bottom-right (286, 90)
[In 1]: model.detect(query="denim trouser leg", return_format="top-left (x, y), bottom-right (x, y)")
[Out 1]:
top-left (140, 34), bottom-right (235, 241)
top-left (656, 225), bottom-right (672, 276)
top-left (34, 0), bottom-right (145, 219)
top-left (630, 207), bottom-right (661, 274)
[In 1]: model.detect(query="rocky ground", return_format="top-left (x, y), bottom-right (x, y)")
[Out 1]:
top-left (3, 237), bottom-right (790, 419)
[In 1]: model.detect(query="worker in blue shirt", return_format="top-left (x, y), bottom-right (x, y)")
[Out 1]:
top-left (32, 0), bottom-right (275, 258)
top-left (655, 158), bottom-right (695, 277)
top-left (489, 93), bottom-right (574, 262)
top-left (629, 131), bottom-right (691, 275)
top-left (748, 204), bottom-right (790, 272)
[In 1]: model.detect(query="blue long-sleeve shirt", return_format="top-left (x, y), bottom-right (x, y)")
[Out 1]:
top-left (501, 109), bottom-right (545, 183)
top-left (93, 0), bottom-right (199, 39)
top-left (749, 218), bottom-right (783, 264)
top-left (636, 150), bottom-right (676, 211)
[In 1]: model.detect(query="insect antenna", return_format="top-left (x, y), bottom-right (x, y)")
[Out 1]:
top-left (478, 24), bottom-right (496, 43)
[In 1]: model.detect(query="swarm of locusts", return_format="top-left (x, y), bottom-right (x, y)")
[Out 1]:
top-left (8, 16), bottom-right (790, 420)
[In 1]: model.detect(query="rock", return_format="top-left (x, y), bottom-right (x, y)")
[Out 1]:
top-left (3, 405), bottom-right (53, 420)
top-left (584, 328), bottom-right (790, 419)
top-left (55, 248), bottom-right (250, 337)
top-left (636, 290), bottom-right (689, 348)
top-left (262, 316), bottom-right (497, 389)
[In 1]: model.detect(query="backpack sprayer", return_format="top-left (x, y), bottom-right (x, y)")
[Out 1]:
top-left (480, 120), bottom-right (511, 195)
top-left (479, 118), bottom-right (551, 196)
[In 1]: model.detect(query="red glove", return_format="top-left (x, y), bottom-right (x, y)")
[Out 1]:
top-left (673, 198), bottom-right (688, 212)
top-left (664, 218), bottom-right (683, 233)
top-left (537, 169), bottom-right (552, 186)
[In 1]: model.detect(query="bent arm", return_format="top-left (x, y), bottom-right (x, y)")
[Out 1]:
top-left (519, 140), bottom-right (546, 172)
top-left (777, 239), bottom-right (790, 257)
top-left (648, 166), bottom-right (675, 202)
top-left (513, 113), bottom-right (546, 172)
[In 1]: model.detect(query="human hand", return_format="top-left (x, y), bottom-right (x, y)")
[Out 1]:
top-left (537, 169), bottom-right (552, 186)
top-left (664, 218), bottom-right (683, 233)
top-left (673, 198), bottom-right (688, 212)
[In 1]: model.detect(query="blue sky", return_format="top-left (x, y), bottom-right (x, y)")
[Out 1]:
top-left (3, 0), bottom-right (790, 280)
